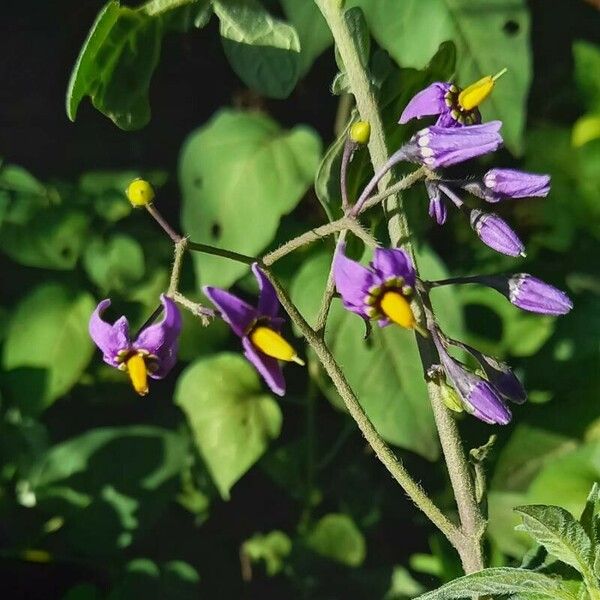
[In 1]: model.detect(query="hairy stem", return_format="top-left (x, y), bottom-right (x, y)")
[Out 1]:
top-left (315, 0), bottom-right (485, 573)
top-left (263, 268), bottom-right (462, 547)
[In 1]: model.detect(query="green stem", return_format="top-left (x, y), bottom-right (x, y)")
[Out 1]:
top-left (315, 0), bottom-right (485, 573)
top-left (262, 268), bottom-right (462, 548)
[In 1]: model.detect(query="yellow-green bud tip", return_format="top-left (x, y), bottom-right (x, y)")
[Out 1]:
top-left (126, 178), bottom-right (155, 207)
top-left (350, 121), bottom-right (371, 145)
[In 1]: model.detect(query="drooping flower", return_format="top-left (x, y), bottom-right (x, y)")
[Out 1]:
top-left (399, 70), bottom-right (506, 128)
top-left (478, 274), bottom-right (573, 316)
top-left (334, 245), bottom-right (418, 329)
top-left (432, 332), bottom-right (512, 425)
top-left (463, 168), bottom-right (551, 203)
top-left (203, 264), bottom-right (303, 397)
top-left (426, 180), bottom-right (447, 225)
top-left (403, 121), bottom-right (503, 169)
top-left (469, 209), bottom-right (526, 257)
top-left (89, 294), bottom-right (181, 395)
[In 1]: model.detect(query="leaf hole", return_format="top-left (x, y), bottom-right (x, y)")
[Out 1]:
top-left (211, 222), bottom-right (222, 240)
top-left (194, 176), bottom-right (203, 189)
top-left (503, 20), bottom-right (520, 36)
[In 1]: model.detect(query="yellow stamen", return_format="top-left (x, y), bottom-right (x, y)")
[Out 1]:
top-left (250, 326), bottom-right (305, 365)
top-left (458, 68), bottom-right (507, 111)
top-left (379, 290), bottom-right (415, 329)
top-left (126, 353), bottom-right (149, 396)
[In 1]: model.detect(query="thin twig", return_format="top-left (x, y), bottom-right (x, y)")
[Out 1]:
top-left (145, 203), bottom-right (182, 243)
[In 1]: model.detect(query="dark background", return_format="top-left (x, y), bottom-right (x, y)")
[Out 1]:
top-left (0, 1), bottom-right (598, 598)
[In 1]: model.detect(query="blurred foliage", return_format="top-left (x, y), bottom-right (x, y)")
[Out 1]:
top-left (1, 0), bottom-right (599, 598)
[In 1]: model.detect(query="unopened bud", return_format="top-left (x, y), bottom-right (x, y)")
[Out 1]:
top-left (440, 379), bottom-right (464, 413)
top-left (126, 178), bottom-right (155, 207)
top-left (350, 121), bottom-right (371, 145)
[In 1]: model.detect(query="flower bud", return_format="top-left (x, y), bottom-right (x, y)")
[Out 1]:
top-left (126, 178), bottom-right (155, 207)
top-left (350, 121), bottom-right (371, 145)
top-left (470, 209), bottom-right (525, 257)
top-left (508, 274), bottom-right (573, 316)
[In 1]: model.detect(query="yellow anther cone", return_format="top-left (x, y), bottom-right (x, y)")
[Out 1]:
top-left (250, 326), bottom-right (305, 365)
top-left (126, 353), bottom-right (149, 396)
top-left (458, 68), bottom-right (507, 111)
top-left (126, 178), bottom-right (155, 207)
top-left (379, 291), bottom-right (415, 329)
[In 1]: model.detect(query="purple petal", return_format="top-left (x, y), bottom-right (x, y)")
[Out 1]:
top-left (399, 83), bottom-right (449, 124)
top-left (252, 263), bottom-right (279, 319)
top-left (406, 121), bottom-right (503, 168)
top-left (371, 247), bottom-right (416, 287)
top-left (242, 336), bottom-right (285, 396)
top-left (508, 274), bottom-right (573, 316)
top-left (133, 295), bottom-right (182, 379)
top-left (470, 210), bottom-right (525, 257)
top-left (484, 169), bottom-right (551, 199)
top-left (437, 107), bottom-right (482, 128)
top-left (441, 353), bottom-right (511, 425)
top-left (203, 286), bottom-right (258, 337)
top-left (426, 181), bottom-right (447, 225)
top-left (333, 244), bottom-right (375, 317)
top-left (89, 299), bottom-right (131, 367)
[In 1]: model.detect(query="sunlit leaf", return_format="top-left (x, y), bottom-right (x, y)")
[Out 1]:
top-left (306, 513), bottom-right (366, 567)
top-left (175, 353), bottom-right (282, 499)
top-left (179, 109), bottom-right (321, 289)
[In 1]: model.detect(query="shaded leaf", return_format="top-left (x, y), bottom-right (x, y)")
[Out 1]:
top-left (306, 513), bottom-right (366, 567)
top-left (573, 41), bottom-right (600, 112)
top-left (242, 530), bottom-right (292, 576)
top-left (2, 283), bottom-right (95, 408)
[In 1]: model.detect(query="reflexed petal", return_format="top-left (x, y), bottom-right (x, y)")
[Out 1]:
top-left (333, 244), bottom-right (375, 317)
top-left (508, 274), bottom-right (573, 316)
top-left (470, 210), bottom-right (525, 257)
top-left (371, 247), bottom-right (416, 287)
top-left (89, 299), bottom-right (131, 366)
top-left (483, 168), bottom-right (550, 199)
top-left (426, 181), bottom-right (447, 225)
top-left (252, 263), bottom-right (279, 318)
top-left (203, 286), bottom-right (258, 337)
top-left (242, 336), bottom-right (285, 396)
top-left (134, 295), bottom-right (182, 378)
top-left (399, 83), bottom-right (449, 124)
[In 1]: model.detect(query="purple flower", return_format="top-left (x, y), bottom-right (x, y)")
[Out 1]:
top-left (464, 168), bottom-right (551, 203)
top-left (403, 122), bottom-right (503, 169)
top-left (454, 341), bottom-right (526, 404)
top-left (426, 181), bottom-right (447, 225)
top-left (470, 209), bottom-right (525, 257)
top-left (399, 82), bottom-right (482, 128)
top-left (334, 245), bottom-right (417, 329)
top-left (507, 274), bottom-right (573, 315)
top-left (89, 294), bottom-right (181, 396)
top-left (203, 264), bottom-right (303, 397)
top-left (438, 348), bottom-right (512, 425)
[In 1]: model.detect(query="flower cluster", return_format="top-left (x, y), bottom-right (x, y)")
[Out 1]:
top-left (86, 72), bottom-right (574, 430)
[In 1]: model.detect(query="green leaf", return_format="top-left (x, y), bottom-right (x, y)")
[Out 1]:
top-left (290, 250), bottom-right (441, 460)
top-left (83, 234), bottom-right (145, 293)
top-left (352, 0), bottom-right (532, 154)
top-left (0, 209), bottom-right (89, 270)
top-left (414, 567), bottom-right (574, 600)
top-left (515, 504), bottom-right (594, 579)
top-left (67, 0), bottom-right (209, 129)
top-left (2, 283), bottom-right (95, 408)
top-left (573, 41), bottom-right (600, 112)
top-left (280, 0), bottom-right (332, 76)
top-left (179, 109), bottom-right (321, 289)
top-left (306, 513), bottom-right (366, 567)
top-left (214, 0), bottom-right (301, 97)
top-left (175, 353), bottom-right (282, 499)
top-left (242, 530), bottom-right (292, 576)
top-left (27, 425), bottom-right (187, 491)
top-left (580, 483), bottom-right (600, 547)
